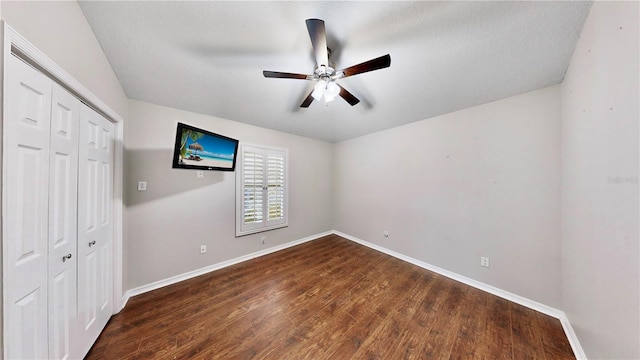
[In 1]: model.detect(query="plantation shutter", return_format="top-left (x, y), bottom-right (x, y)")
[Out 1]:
top-left (266, 150), bottom-right (285, 224)
top-left (236, 145), bottom-right (288, 236)
top-left (242, 148), bottom-right (264, 228)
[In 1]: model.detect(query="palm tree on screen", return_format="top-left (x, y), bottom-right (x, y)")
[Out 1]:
top-left (179, 130), bottom-right (204, 161)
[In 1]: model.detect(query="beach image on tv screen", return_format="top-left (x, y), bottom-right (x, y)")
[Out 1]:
top-left (178, 128), bottom-right (236, 169)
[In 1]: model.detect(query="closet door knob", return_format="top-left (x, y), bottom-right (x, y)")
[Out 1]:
top-left (62, 254), bottom-right (72, 262)
top-left (89, 240), bottom-right (96, 247)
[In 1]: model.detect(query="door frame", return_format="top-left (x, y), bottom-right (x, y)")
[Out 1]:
top-left (1, 21), bottom-right (125, 355)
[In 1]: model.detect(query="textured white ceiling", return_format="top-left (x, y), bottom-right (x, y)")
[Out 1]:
top-left (79, 1), bottom-right (591, 143)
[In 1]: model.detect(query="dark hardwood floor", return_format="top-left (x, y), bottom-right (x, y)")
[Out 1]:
top-left (86, 234), bottom-right (574, 359)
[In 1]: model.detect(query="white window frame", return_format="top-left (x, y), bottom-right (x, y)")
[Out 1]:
top-left (235, 143), bottom-right (289, 236)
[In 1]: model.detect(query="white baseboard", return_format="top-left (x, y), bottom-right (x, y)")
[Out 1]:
top-left (120, 230), bottom-right (333, 307)
top-left (333, 230), bottom-right (587, 360)
top-left (559, 315), bottom-right (587, 360)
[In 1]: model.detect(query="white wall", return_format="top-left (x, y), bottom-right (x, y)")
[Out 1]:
top-left (1, 1), bottom-right (128, 118)
top-left (334, 85), bottom-right (562, 307)
top-left (0, 3), bottom-right (3, 354)
top-left (124, 100), bottom-right (333, 289)
top-left (561, 2), bottom-right (639, 359)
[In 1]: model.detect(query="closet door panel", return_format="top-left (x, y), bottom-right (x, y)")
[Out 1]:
top-left (77, 105), bottom-right (114, 356)
top-left (4, 55), bottom-right (52, 359)
top-left (48, 83), bottom-right (81, 360)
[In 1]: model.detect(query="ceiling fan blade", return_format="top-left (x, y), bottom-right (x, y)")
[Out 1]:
top-left (300, 90), bottom-right (315, 108)
top-left (338, 54), bottom-right (391, 79)
top-left (337, 84), bottom-right (360, 106)
top-left (306, 19), bottom-right (329, 67)
top-left (263, 70), bottom-right (311, 79)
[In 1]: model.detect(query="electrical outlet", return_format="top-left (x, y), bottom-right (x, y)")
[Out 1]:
top-left (383, 230), bottom-right (389, 238)
top-left (137, 181), bottom-right (147, 191)
top-left (480, 256), bottom-right (490, 268)
top-left (197, 171), bottom-right (204, 178)
top-left (200, 245), bottom-right (207, 254)
top-left (261, 236), bottom-right (267, 244)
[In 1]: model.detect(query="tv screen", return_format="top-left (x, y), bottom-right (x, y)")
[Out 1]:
top-left (172, 122), bottom-right (239, 171)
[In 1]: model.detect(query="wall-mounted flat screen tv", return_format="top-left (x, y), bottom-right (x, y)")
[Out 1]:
top-left (172, 122), bottom-right (239, 171)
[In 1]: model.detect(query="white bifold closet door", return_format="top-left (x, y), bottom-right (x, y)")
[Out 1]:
top-left (5, 53), bottom-right (54, 360)
top-left (48, 78), bottom-right (81, 359)
top-left (4, 54), bottom-right (113, 359)
top-left (76, 103), bottom-right (114, 356)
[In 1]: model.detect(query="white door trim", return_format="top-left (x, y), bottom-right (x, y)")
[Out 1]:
top-left (2, 20), bottom-right (125, 324)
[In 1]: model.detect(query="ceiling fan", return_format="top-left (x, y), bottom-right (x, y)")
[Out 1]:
top-left (263, 19), bottom-right (391, 108)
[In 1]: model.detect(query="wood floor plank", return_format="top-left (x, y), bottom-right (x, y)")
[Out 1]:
top-left (420, 282), bottom-right (468, 358)
top-left (324, 310), bottom-right (385, 358)
top-left (511, 302), bottom-right (547, 359)
top-left (477, 295), bottom-right (513, 359)
top-left (86, 235), bottom-right (575, 360)
top-left (534, 310), bottom-right (576, 359)
top-left (448, 288), bottom-right (489, 360)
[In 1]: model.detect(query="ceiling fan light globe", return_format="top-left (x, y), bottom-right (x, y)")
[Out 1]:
top-left (312, 80), bottom-right (327, 101)
top-left (324, 82), bottom-right (340, 102)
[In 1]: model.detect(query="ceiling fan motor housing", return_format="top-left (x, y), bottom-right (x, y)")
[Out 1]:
top-left (314, 64), bottom-right (340, 80)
